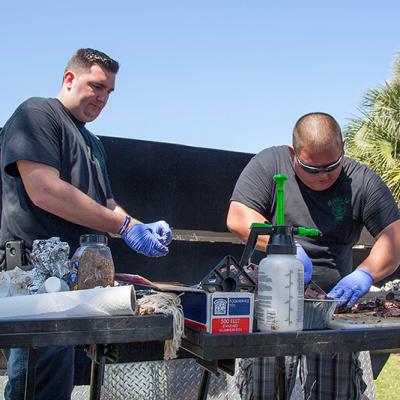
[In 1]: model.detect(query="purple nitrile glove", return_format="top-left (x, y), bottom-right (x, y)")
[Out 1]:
top-left (327, 269), bottom-right (374, 307)
top-left (146, 220), bottom-right (173, 246)
top-left (123, 222), bottom-right (169, 257)
top-left (295, 243), bottom-right (313, 284)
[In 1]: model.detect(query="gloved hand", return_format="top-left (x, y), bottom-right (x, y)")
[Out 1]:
top-left (295, 243), bottom-right (313, 284)
top-left (327, 269), bottom-right (374, 307)
top-left (146, 221), bottom-right (173, 246)
top-left (123, 221), bottom-right (171, 257)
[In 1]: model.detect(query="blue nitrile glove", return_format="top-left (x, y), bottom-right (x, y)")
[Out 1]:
top-left (295, 243), bottom-right (313, 284)
top-left (327, 269), bottom-right (374, 307)
top-left (123, 222), bottom-right (170, 257)
top-left (147, 220), bottom-right (173, 246)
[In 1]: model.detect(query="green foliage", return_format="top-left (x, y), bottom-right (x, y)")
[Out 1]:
top-left (344, 55), bottom-right (400, 203)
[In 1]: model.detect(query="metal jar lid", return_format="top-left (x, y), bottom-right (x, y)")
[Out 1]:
top-left (79, 234), bottom-right (108, 246)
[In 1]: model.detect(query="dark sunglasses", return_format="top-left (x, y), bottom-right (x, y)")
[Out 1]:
top-left (296, 153), bottom-right (343, 174)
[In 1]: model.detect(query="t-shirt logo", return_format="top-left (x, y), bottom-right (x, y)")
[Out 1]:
top-left (90, 146), bottom-right (106, 171)
top-left (327, 197), bottom-right (351, 221)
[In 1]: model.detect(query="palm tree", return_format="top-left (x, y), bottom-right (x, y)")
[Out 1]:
top-left (344, 55), bottom-right (400, 203)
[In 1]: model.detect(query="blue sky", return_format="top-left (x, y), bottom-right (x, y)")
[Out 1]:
top-left (1, 1), bottom-right (399, 154)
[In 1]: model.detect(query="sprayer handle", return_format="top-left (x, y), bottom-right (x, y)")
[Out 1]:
top-left (239, 225), bottom-right (272, 268)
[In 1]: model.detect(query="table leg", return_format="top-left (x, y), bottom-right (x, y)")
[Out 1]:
top-left (197, 369), bottom-right (211, 400)
top-left (24, 347), bottom-right (38, 400)
top-left (89, 346), bottom-right (105, 400)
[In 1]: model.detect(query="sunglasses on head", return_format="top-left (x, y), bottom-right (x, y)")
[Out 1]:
top-left (296, 153), bottom-right (343, 174)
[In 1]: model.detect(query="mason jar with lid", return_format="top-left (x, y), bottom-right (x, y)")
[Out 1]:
top-left (71, 234), bottom-right (115, 290)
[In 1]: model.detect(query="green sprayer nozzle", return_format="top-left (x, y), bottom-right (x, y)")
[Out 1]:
top-left (274, 174), bottom-right (288, 226)
top-left (296, 227), bottom-right (320, 237)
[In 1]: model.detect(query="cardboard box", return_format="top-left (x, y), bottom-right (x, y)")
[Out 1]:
top-left (114, 275), bottom-right (254, 334)
top-left (182, 291), bottom-right (254, 333)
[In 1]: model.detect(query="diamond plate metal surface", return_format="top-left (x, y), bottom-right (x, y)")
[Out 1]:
top-left (102, 354), bottom-right (376, 400)
top-left (360, 351), bottom-right (376, 400)
top-left (71, 386), bottom-right (90, 399)
top-left (0, 353), bottom-right (376, 399)
top-left (102, 359), bottom-right (241, 400)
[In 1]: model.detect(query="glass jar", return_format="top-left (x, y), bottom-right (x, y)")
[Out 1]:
top-left (71, 234), bottom-right (115, 290)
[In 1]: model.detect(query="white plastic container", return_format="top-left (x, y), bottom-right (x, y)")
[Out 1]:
top-left (256, 254), bottom-right (304, 332)
top-left (38, 277), bottom-right (70, 293)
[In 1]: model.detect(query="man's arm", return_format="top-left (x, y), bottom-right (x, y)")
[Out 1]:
top-left (106, 198), bottom-right (119, 211)
top-left (18, 160), bottom-right (126, 234)
top-left (18, 160), bottom-right (172, 257)
top-left (106, 199), bottom-right (140, 222)
top-left (105, 196), bottom-right (172, 252)
top-left (226, 201), bottom-right (270, 251)
top-left (328, 220), bottom-right (400, 306)
top-left (357, 220), bottom-right (400, 282)
top-left (106, 199), bottom-right (142, 237)
top-left (227, 200), bottom-right (313, 283)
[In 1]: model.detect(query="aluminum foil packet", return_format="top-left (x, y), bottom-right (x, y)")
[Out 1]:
top-left (0, 238), bottom-right (71, 297)
top-left (29, 237), bottom-right (70, 291)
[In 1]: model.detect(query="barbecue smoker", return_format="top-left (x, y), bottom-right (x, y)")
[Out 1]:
top-left (96, 138), bottom-right (381, 400)
top-left (0, 137), bottom-right (383, 399)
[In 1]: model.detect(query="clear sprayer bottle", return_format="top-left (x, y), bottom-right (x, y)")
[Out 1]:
top-left (239, 174), bottom-right (320, 333)
top-left (256, 226), bottom-right (304, 332)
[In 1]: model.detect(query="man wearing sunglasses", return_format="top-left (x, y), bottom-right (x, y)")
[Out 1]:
top-left (227, 112), bottom-right (400, 399)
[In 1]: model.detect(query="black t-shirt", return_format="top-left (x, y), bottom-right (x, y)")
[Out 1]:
top-left (0, 97), bottom-right (113, 261)
top-left (231, 145), bottom-right (400, 290)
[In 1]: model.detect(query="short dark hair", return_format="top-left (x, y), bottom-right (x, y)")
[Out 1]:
top-left (65, 48), bottom-right (119, 74)
top-left (293, 112), bottom-right (342, 153)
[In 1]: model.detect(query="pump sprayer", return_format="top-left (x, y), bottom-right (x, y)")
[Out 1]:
top-left (239, 174), bottom-right (320, 332)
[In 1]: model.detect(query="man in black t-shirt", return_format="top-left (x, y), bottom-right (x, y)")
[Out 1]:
top-left (227, 113), bottom-right (400, 399)
top-left (229, 112), bottom-right (400, 303)
top-left (1, 49), bottom-right (173, 400)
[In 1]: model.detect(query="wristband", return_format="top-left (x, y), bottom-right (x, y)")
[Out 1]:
top-left (117, 215), bottom-right (132, 236)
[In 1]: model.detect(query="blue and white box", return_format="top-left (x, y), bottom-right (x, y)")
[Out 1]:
top-left (182, 291), bottom-right (254, 333)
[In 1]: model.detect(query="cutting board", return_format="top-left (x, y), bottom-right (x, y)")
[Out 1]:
top-left (328, 312), bottom-right (400, 329)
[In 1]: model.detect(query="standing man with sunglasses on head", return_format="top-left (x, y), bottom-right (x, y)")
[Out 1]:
top-left (227, 112), bottom-right (400, 399)
top-left (0, 48), bottom-right (172, 400)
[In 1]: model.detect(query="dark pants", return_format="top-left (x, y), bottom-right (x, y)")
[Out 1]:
top-left (4, 346), bottom-right (74, 400)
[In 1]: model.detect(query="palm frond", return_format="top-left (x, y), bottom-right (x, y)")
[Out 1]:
top-left (344, 61), bottom-right (400, 204)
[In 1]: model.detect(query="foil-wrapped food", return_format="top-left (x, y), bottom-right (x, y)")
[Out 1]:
top-left (29, 237), bottom-right (70, 292)
top-left (0, 237), bottom-right (71, 296)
